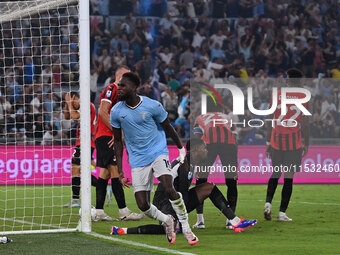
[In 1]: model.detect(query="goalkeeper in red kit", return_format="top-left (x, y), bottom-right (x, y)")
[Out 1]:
top-left (264, 69), bottom-right (310, 221)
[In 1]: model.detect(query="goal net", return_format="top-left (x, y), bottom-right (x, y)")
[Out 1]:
top-left (0, 0), bottom-right (90, 234)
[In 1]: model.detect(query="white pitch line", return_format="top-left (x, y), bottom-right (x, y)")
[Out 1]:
top-left (241, 199), bottom-right (340, 206)
top-left (0, 217), bottom-right (65, 229)
top-left (87, 232), bottom-right (197, 255)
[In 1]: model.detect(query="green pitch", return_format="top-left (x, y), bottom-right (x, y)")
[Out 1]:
top-left (1, 184), bottom-right (339, 254)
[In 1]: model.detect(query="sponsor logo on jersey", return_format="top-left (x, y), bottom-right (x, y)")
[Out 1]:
top-left (139, 112), bottom-right (148, 120)
top-left (106, 90), bottom-right (112, 98)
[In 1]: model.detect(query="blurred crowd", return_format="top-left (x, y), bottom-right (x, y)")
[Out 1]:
top-left (0, 6), bottom-right (79, 145)
top-left (0, 0), bottom-right (340, 145)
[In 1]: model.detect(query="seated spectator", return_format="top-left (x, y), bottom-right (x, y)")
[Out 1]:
top-left (161, 85), bottom-right (178, 124)
top-left (192, 28), bottom-right (206, 48)
top-left (177, 65), bottom-right (191, 85)
top-left (321, 95), bottom-right (337, 119)
top-left (159, 47), bottom-right (173, 65)
top-left (174, 89), bottom-right (190, 138)
top-left (210, 30), bottom-right (227, 49)
top-left (180, 46), bottom-right (194, 69)
top-left (210, 43), bottom-right (225, 61)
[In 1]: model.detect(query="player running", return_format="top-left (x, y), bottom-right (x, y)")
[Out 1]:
top-left (192, 112), bottom-right (238, 229)
top-left (264, 68), bottom-right (310, 221)
top-left (63, 91), bottom-right (98, 208)
top-left (110, 138), bottom-right (257, 236)
top-left (110, 72), bottom-right (198, 245)
top-left (95, 66), bottom-right (141, 221)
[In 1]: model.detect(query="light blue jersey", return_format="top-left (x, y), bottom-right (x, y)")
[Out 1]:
top-left (110, 96), bottom-right (169, 168)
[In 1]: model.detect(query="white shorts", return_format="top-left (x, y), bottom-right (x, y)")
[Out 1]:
top-left (131, 155), bottom-right (172, 193)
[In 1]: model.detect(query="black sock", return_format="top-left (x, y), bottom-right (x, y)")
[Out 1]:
top-left (127, 225), bottom-right (165, 234)
top-left (266, 178), bottom-right (279, 203)
top-left (91, 175), bottom-right (98, 187)
top-left (225, 179), bottom-right (237, 213)
top-left (96, 178), bottom-right (108, 209)
top-left (195, 178), bottom-right (207, 214)
top-left (209, 185), bottom-right (235, 220)
top-left (111, 178), bottom-right (126, 209)
top-left (280, 178), bottom-right (293, 212)
top-left (72, 177), bottom-right (80, 199)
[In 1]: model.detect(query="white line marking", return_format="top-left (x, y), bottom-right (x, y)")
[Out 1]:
top-left (0, 217), bottom-right (67, 229)
top-left (0, 228), bottom-right (77, 235)
top-left (87, 232), bottom-right (197, 255)
top-left (241, 199), bottom-right (340, 206)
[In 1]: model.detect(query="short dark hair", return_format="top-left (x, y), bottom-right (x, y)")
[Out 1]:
top-left (122, 72), bottom-right (141, 87)
top-left (70, 91), bottom-right (79, 98)
top-left (287, 68), bottom-right (303, 78)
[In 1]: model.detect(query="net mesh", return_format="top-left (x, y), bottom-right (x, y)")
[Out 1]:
top-left (0, 0), bottom-right (81, 234)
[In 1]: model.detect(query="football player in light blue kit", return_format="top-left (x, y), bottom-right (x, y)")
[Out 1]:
top-left (110, 72), bottom-right (198, 245)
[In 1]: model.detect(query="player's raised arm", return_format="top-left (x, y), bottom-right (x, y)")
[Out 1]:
top-left (67, 92), bottom-right (80, 120)
top-left (63, 97), bottom-right (70, 120)
top-left (161, 118), bottom-right (186, 163)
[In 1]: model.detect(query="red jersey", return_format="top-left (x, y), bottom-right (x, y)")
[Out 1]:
top-left (194, 112), bottom-right (236, 145)
top-left (75, 103), bottom-right (96, 148)
top-left (95, 83), bottom-right (118, 139)
top-left (270, 89), bottom-right (308, 151)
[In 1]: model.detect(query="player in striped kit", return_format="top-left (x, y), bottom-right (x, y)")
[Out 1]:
top-left (264, 68), bottom-right (310, 221)
top-left (63, 91), bottom-right (98, 208)
top-left (193, 112), bottom-right (238, 229)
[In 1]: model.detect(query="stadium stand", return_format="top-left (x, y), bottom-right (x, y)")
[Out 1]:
top-left (0, 0), bottom-right (339, 144)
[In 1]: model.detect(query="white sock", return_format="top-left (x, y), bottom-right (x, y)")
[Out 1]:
top-left (143, 204), bottom-right (171, 226)
top-left (119, 207), bottom-right (129, 215)
top-left (197, 214), bottom-right (204, 223)
top-left (170, 192), bottom-right (191, 233)
top-left (230, 216), bottom-right (241, 226)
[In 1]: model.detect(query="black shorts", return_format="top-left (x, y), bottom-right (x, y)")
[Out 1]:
top-left (95, 136), bottom-right (117, 168)
top-left (71, 146), bottom-right (95, 165)
top-left (270, 148), bottom-right (303, 178)
top-left (197, 143), bottom-right (238, 179)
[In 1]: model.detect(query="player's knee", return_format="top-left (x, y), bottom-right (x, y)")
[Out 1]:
top-left (164, 187), bottom-right (177, 200)
top-left (71, 164), bottom-right (80, 176)
top-left (137, 201), bottom-right (150, 212)
top-left (99, 168), bottom-right (110, 180)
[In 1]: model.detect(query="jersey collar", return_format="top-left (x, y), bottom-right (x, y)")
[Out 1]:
top-left (125, 95), bottom-right (143, 109)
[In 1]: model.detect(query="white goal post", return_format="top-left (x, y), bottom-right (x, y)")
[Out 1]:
top-left (0, 0), bottom-right (91, 234)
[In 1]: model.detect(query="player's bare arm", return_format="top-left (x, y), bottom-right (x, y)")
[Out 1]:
top-left (112, 126), bottom-right (128, 187)
top-left (161, 117), bottom-right (186, 162)
top-left (67, 94), bottom-right (80, 120)
top-left (266, 113), bottom-right (274, 158)
top-left (63, 98), bottom-right (70, 120)
top-left (301, 115), bottom-right (310, 157)
top-left (99, 100), bottom-right (112, 131)
top-left (161, 118), bottom-right (183, 149)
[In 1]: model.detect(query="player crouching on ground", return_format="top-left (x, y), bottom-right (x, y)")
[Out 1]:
top-left (110, 138), bottom-right (257, 236)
